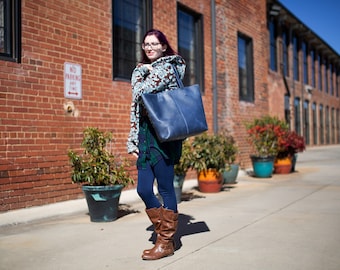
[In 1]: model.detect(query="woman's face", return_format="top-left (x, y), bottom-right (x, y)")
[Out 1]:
top-left (143, 35), bottom-right (167, 62)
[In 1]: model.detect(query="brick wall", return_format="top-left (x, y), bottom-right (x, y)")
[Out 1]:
top-left (0, 0), bottom-right (215, 211)
top-left (0, 0), bottom-right (269, 211)
top-left (0, 0), bottom-right (132, 211)
top-left (215, 0), bottom-right (268, 168)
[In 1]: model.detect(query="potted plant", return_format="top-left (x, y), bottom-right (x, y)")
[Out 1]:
top-left (189, 133), bottom-right (226, 193)
top-left (276, 130), bottom-right (306, 173)
top-left (68, 127), bottom-right (134, 222)
top-left (245, 115), bottom-right (288, 178)
top-left (220, 132), bottom-right (239, 184)
top-left (173, 139), bottom-right (192, 203)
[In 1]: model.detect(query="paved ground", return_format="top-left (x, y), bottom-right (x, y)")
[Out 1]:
top-left (1, 145), bottom-right (340, 270)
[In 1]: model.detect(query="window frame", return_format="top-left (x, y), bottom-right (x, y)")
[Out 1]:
top-left (112, 0), bottom-right (152, 81)
top-left (312, 102), bottom-right (317, 145)
top-left (331, 107), bottom-right (335, 144)
top-left (325, 105), bottom-right (330, 144)
top-left (284, 95), bottom-right (290, 128)
top-left (303, 100), bottom-right (310, 145)
top-left (310, 48), bottom-right (316, 88)
top-left (293, 34), bottom-right (299, 81)
top-left (269, 19), bottom-right (277, 72)
top-left (324, 58), bottom-right (328, 94)
top-left (329, 63), bottom-right (333, 96)
top-left (0, 0), bottom-right (21, 62)
top-left (238, 32), bottom-right (254, 102)
top-left (336, 66), bottom-right (339, 97)
top-left (177, 4), bottom-right (204, 90)
top-left (319, 104), bottom-right (324, 144)
top-left (282, 28), bottom-right (289, 77)
top-left (294, 97), bottom-right (301, 135)
top-left (302, 41), bottom-right (308, 84)
top-left (318, 54), bottom-right (322, 91)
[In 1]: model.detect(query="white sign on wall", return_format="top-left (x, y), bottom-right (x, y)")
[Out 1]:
top-left (64, 62), bottom-right (82, 99)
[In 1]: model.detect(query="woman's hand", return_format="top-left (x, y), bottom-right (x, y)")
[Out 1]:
top-left (132, 150), bottom-right (139, 159)
top-left (144, 64), bottom-right (153, 71)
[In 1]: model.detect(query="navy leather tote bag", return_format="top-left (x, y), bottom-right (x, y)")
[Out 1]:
top-left (141, 65), bottom-right (208, 142)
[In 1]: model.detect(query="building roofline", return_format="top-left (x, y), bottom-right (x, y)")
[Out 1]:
top-left (269, 0), bottom-right (340, 60)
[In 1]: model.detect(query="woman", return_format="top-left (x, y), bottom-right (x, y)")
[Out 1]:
top-left (127, 29), bottom-right (186, 260)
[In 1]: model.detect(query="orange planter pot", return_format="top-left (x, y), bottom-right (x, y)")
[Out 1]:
top-left (197, 169), bottom-right (223, 193)
top-left (274, 157), bottom-right (292, 174)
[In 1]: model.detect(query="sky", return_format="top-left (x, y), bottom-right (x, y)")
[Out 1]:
top-left (279, 0), bottom-right (340, 55)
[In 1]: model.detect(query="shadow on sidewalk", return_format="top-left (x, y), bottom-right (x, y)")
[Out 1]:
top-left (117, 204), bottom-right (141, 218)
top-left (147, 213), bottom-right (210, 251)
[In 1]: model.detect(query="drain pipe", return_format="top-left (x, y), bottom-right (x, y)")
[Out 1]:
top-left (211, 0), bottom-right (218, 134)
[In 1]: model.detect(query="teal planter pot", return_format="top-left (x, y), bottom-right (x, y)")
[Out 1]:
top-left (291, 154), bottom-right (298, 172)
top-left (82, 185), bottom-right (123, 222)
top-left (173, 174), bottom-right (185, 203)
top-left (159, 175), bottom-right (185, 204)
top-left (250, 155), bottom-right (274, 178)
top-left (223, 164), bottom-right (239, 184)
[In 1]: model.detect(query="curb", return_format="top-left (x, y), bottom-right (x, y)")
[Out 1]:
top-left (0, 170), bottom-right (249, 227)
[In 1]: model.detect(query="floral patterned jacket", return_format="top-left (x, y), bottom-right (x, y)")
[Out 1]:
top-left (127, 55), bottom-right (186, 154)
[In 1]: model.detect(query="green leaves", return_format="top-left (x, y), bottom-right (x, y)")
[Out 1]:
top-left (246, 115), bottom-right (288, 157)
top-left (189, 132), bottom-right (234, 173)
top-left (68, 127), bottom-right (134, 187)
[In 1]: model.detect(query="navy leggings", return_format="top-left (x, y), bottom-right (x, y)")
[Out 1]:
top-left (137, 157), bottom-right (177, 212)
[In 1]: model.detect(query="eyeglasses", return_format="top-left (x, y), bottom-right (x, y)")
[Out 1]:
top-left (142, 42), bottom-right (161, 50)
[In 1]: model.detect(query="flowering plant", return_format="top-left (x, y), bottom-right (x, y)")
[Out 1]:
top-left (277, 130), bottom-right (305, 159)
top-left (246, 115), bottom-right (288, 157)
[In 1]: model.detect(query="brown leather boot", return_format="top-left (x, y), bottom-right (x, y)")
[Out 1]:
top-left (143, 207), bottom-right (162, 255)
top-left (142, 207), bottom-right (178, 260)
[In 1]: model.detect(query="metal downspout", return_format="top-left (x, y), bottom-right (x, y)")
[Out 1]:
top-left (211, 0), bottom-right (218, 134)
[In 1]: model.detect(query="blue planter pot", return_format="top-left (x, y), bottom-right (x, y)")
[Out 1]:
top-left (82, 185), bottom-right (123, 222)
top-left (291, 154), bottom-right (298, 172)
top-left (250, 155), bottom-right (274, 178)
top-left (173, 174), bottom-right (185, 203)
top-left (223, 164), bottom-right (239, 184)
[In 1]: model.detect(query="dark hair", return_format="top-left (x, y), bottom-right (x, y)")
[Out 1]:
top-left (141, 29), bottom-right (177, 63)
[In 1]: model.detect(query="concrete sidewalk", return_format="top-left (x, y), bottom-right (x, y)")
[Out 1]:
top-left (1, 145), bottom-right (340, 270)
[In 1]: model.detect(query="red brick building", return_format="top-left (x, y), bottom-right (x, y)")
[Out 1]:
top-left (1, 0), bottom-right (339, 212)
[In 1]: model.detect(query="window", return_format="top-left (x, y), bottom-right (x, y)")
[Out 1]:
top-left (294, 97), bottom-right (301, 135)
top-left (303, 100), bottom-right (310, 145)
top-left (337, 109), bottom-right (340, 143)
top-left (293, 34), bottom-right (299, 81)
top-left (282, 29), bottom-right (289, 77)
top-left (0, 0), bottom-right (21, 62)
top-left (112, 0), bottom-right (152, 80)
top-left (330, 63), bottom-right (333, 96)
top-left (312, 102), bottom-right (317, 145)
top-left (319, 104), bottom-right (324, 144)
top-left (238, 33), bottom-right (254, 102)
top-left (337, 67), bottom-right (339, 97)
top-left (331, 107), bottom-right (335, 144)
top-left (318, 54), bottom-right (322, 91)
top-left (302, 41), bottom-right (308, 84)
top-left (325, 106), bottom-right (330, 144)
top-left (269, 19), bottom-right (277, 71)
top-left (324, 59), bottom-right (328, 93)
top-left (310, 49), bottom-right (315, 87)
top-left (284, 95), bottom-right (290, 127)
top-left (177, 5), bottom-right (204, 88)
top-left (335, 67), bottom-right (340, 97)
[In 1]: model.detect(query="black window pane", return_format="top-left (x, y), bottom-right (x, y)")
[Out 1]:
top-left (0, 0), bottom-right (20, 62)
top-left (238, 33), bottom-right (254, 102)
top-left (177, 6), bottom-right (203, 89)
top-left (112, 0), bottom-right (151, 80)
